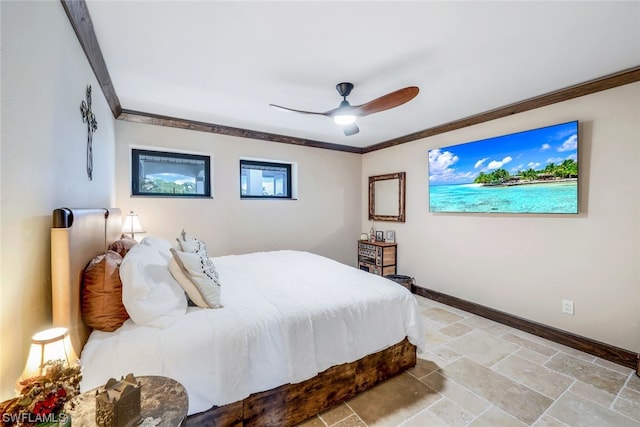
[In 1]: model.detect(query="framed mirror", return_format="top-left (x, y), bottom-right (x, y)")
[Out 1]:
top-left (369, 172), bottom-right (406, 222)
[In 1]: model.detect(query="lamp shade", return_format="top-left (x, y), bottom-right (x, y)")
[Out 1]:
top-left (122, 211), bottom-right (145, 239)
top-left (16, 327), bottom-right (78, 391)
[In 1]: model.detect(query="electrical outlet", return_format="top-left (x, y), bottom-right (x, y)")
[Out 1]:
top-left (562, 299), bottom-right (574, 315)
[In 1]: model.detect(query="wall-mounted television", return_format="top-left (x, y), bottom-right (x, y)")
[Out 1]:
top-left (428, 121), bottom-right (578, 214)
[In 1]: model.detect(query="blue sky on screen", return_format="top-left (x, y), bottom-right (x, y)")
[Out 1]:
top-left (429, 121), bottom-right (578, 185)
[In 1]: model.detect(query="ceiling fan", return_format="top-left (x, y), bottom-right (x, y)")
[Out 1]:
top-left (269, 83), bottom-right (419, 136)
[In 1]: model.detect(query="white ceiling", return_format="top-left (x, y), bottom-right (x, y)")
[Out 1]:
top-left (85, 1), bottom-right (640, 149)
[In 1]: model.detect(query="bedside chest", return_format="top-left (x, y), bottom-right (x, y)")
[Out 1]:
top-left (65, 376), bottom-right (188, 426)
top-left (357, 240), bottom-right (397, 276)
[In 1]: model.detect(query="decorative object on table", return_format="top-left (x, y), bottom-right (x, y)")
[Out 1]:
top-left (1, 359), bottom-right (81, 426)
top-left (384, 230), bottom-right (396, 243)
top-left (359, 233), bottom-right (369, 241)
top-left (95, 374), bottom-right (141, 427)
top-left (375, 231), bottom-right (384, 242)
top-left (63, 376), bottom-right (187, 427)
top-left (369, 222), bottom-right (376, 242)
top-left (80, 85), bottom-right (98, 181)
top-left (121, 211), bottom-right (145, 240)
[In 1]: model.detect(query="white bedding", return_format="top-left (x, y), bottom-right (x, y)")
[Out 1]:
top-left (80, 250), bottom-right (424, 415)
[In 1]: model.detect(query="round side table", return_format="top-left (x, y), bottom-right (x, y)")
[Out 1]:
top-left (65, 375), bottom-right (188, 426)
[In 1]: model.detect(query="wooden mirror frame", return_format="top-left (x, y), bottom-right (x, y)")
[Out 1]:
top-left (368, 172), bottom-right (406, 222)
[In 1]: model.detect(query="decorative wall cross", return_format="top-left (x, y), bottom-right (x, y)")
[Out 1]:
top-left (80, 85), bottom-right (98, 180)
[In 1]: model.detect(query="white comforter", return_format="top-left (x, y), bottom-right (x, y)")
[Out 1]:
top-left (80, 250), bottom-right (424, 415)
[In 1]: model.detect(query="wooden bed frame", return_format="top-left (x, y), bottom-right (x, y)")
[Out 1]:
top-left (50, 208), bottom-right (417, 426)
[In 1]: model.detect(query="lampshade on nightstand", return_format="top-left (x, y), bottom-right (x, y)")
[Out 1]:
top-left (122, 211), bottom-right (145, 239)
top-left (16, 327), bottom-right (78, 392)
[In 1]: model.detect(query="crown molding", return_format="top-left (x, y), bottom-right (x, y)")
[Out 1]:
top-left (364, 66), bottom-right (640, 153)
top-left (119, 110), bottom-right (363, 153)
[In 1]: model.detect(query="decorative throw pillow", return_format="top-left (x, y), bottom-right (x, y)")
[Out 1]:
top-left (82, 250), bottom-right (129, 332)
top-left (169, 248), bottom-right (222, 309)
top-left (176, 230), bottom-right (209, 256)
top-left (107, 236), bottom-right (138, 258)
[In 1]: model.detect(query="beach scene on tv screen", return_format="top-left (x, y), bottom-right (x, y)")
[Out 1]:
top-left (428, 121), bottom-right (578, 214)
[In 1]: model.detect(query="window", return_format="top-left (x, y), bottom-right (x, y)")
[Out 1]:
top-left (240, 159), bottom-right (292, 199)
top-left (132, 149), bottom-right (211, 197)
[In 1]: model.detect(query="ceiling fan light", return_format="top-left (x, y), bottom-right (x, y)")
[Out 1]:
top-left (334, 114), bottom-right (356, 125)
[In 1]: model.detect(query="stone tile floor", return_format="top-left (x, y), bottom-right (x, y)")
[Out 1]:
top-left (298, 295), bottom-right (640, 426)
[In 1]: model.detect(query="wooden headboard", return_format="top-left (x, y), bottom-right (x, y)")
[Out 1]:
top-left (51, 208), bottom-right (122, 356)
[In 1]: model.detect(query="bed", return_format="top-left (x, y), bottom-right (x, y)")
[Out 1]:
top-left (51, 208), bottom-right (424, 426)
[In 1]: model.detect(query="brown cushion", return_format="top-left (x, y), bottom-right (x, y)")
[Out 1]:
top-left (82, 250), bottom-right (129, 332)
top-left (108, 236), bottom-right (138, 258)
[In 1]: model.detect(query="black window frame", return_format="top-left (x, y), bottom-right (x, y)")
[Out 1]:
top-left (131, 148), bottom-right (212, 198)
top-left (240, 159), bottom-right (293, 199)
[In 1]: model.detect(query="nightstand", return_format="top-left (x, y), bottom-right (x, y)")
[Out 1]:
top-left (65, 375), bottom-right (188, 426)
top-left (357, 240), bottom-right (397, 276)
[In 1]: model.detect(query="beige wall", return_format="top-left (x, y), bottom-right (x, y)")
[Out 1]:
top-left (114, 120), bottom-right (362, 266)
top-left (0, 1), bottom-right (116, 400)
top-left (362, 82), bottom-right (640, 352)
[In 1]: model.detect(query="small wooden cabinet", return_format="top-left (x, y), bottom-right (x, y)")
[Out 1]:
top-left (358, 240), bottom-right (397, 276)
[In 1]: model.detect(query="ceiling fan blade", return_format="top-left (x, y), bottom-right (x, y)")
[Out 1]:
top-left (343, 123), bottom-right (359, 136)
top-left (352, 86), bottom-right (419, 117)
top-left (270, 84), bottom-right (417, 136)
top-left (269, 104), bottom-right (328, 117)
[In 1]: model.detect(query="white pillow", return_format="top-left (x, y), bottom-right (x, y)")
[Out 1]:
top-left (169, 248), bottom-right (222, 309)
top-left (140, 236), bottom-right (174, 262)
top-left (175, 230), bottom-right (209, 255)
top-left (120, 243), bottom-right (188, 328)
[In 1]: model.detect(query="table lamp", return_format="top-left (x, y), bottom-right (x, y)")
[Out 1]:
top-left (122, 211), bottom-right (145, 239)
top-left (16, 327), bottom-right (78, 392)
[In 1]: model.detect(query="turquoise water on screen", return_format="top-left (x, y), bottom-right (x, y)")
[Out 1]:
top-left (429, 181), bottom-right (578, 214)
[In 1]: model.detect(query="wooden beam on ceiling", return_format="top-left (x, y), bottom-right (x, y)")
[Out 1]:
top-left (118, 110), bottom-right (363, 154)
top-left (61, 0), bottom-right (122, 118)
